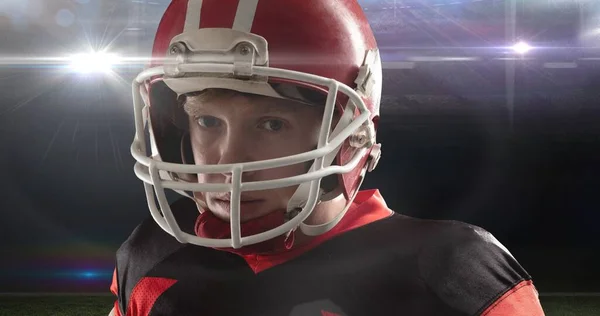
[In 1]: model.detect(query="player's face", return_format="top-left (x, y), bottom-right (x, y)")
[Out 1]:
top-left (185, 92), bottom-right (324, 222)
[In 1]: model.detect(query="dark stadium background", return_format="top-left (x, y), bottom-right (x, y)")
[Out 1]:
top-left (0, 0), bottom-right (598, 295)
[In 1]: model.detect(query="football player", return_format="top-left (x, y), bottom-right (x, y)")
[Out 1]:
top-left (109, 0), bottom-right (546, 315)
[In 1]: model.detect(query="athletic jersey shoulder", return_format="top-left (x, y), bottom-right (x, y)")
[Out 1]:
top-left (389, 215), bottom-right (534, 315)
top-left (112, 194), bottom-right (539, 316)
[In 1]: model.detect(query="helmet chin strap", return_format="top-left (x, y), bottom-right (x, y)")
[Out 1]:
top-left (284, 102), bottom-right (357, 237)
top-left (300, 165), bottom-right (368, 237)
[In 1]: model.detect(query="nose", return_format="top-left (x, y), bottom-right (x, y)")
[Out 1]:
top-left (217, 127), bottom-right (257, 179)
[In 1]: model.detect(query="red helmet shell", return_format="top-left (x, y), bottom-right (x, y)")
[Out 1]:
top-left (149, 0), bottom-right (382, 199)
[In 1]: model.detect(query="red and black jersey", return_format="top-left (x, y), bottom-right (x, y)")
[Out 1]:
top-left (111, 190), bottom-right (544, 316)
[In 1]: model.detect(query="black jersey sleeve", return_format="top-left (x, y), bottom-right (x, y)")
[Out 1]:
top-left (417, 221), bottom-right (532, 315)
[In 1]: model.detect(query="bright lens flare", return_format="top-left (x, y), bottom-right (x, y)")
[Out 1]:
top-left (511, 41), bottom-right (532, 54)
top-left (68, 52), bottom-right (120, 74)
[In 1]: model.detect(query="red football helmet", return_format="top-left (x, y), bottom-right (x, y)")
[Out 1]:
top-left (131, 0), bottom-right (383, 248)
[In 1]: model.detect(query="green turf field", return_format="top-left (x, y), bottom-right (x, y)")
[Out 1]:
top-left (0, 295), bottom-right (597, 315)
top-left (539, 296), bottom-right (600, 316)
top-left (0, 295), bottom-right (114, 316)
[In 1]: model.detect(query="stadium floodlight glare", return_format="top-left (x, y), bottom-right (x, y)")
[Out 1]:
top-left (511, 41), bottom-right (532, 54)
top-left (68, 51), bottom-right (120, 74)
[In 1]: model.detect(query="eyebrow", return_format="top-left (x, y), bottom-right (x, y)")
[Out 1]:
top-left (183, 101), bottom-right (202, 118)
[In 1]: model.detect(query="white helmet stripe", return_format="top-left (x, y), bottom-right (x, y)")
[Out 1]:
top-left (184, 0), bottom-right (203, 32)
top-left (232, 0), bottom-right (259, 32)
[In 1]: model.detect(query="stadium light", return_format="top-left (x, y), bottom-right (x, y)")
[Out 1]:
top-left (511, 41), bottom-right (532, 54)
top-left (68, 51), bottom-right (120, 74)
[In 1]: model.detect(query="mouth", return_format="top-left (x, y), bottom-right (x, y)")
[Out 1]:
top-left (214, 199), bottom-right (264, 207)
top-left (216, 198), bottom-right (262, 203)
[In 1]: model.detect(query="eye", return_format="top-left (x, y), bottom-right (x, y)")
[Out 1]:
top-left (196, 116), bottom-right (221, 128)
top-left (260, 119), bottom-right (286, 132)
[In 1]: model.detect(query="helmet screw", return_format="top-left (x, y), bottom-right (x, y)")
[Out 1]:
top-left (239, 45), bottom-right (251, 56)
top-left (169, 43), bottom-right (185, 55)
